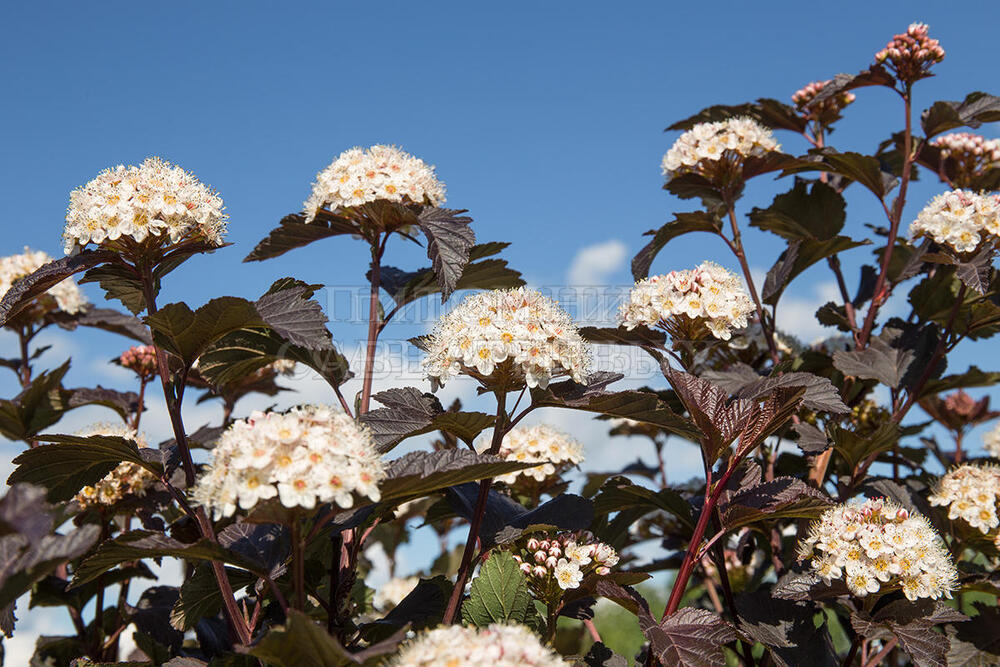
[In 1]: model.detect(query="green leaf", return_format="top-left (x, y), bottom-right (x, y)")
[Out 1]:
top-left (243, 212), bottom-right (359, 262)
top-left (8, 434), bottom-right (162, 503)
top-left (145, 297), bottom-right (264, 367)
top-left (170, 565), bottom-right (255, 631)
top-left (0, 361), bottom-right (73, 442)
top-left (631, 212), bottom-right (722, 279)
top-left (250, 609), bottom-right (357, 667)
top-left (72, 531), bottom-right (265, 588)
top-left (921, 366), bottom-right (1000, 397)
top-left (921, 92), bottom-right (1000, 138)
top-left (417, 207), bottom-right (475, 302)
top-left (749, 180), bottom-right (845, 241)
top-left (829, 422), bottom-right (900, 470)
top-left (80, 262), bottom-right (148, 314)
top-left (462, 551), bottom-right (533, 627)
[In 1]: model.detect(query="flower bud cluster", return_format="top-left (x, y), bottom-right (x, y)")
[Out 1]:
top-left (119, 345), bottom-right (158, 380)
top-left (909, 189), bottom-right (1000, 254)
top-left (798, 497), bottom-right (957, 601)
top-left (929, 463), bottom-right (1000, 534)
top-left (930, 133), bottom-right (1000, 186)
top-left (64, 157), bottom-right (227, 255)
top-left (661, 117), bottom-right (780, 180)
top-left (484, 424), bottom-right (584, 485)
top-left (422, 287), bottom-right (589, 390)
top-left (619, 262), bottom-right (755, 340)
top-left (391, 624), bottom-right (565, 667)
top-left (191, 405), bottom-right (385, 519)
top-left (791, 80), bottom-right (856, 123)
top-left (875, 23), bottom-right (945, 83)
top-left (509, 532), bottom-right (619, 594)
top-left (303, 145), bottom-right (445, 223)
top-left (74, 423), bottom-right (157, 510)
top-left (0, 248), bottom-right (87, 319)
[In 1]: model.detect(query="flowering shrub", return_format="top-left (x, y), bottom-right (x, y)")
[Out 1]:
top-left (1, 21), bottom-right (1000, 667)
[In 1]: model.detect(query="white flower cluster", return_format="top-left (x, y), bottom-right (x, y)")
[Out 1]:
top-left (909, 189), bottom-right (1000, 253)
top-left (303, 145), bottom-right (446, 222)
top-left (984, 422), bottom-right (1000, 458)
top-left (619, 262), bottom-right (755, 340)
top-left (931, 133), bottom-right (1000, 179)
top-left (661, 117), bottom-right (780, 179)
top-left (0, 248), bottom-right (87, 318)
top-left (191, 405), bottom-right (385, 519)
top-left (391, 624), bottom-right (565, 667)
top-left (422, 287), bottom-right (589, 389)
top-left (510, 533), bottom-right (619, 594)
top-left (798, 497), bottom-right (957, 601)
top-left (64, 157), bottom-right (227, 254)
top-left (929, 463), bottom-right (1000, 534)
top-left (372, 576), bottom-right (419, 612)
top-left (73, 423), bottom-right (157, 510)
top-left (484, 424), bottom-right (585, 485)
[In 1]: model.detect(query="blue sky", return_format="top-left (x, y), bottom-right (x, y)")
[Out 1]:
top-left (1, 1), bottom-right (999, 659)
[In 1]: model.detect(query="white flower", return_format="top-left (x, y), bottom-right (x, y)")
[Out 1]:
top-left (64, 157), bottom-right (227, 254)
top-left (929, 463), bottom-right (1000, 534)
top-left (422, 287), bottom-right (589, 390)
top-left (662, 117), bottom-right (780, 180)
top-left (798, 497), bottom-right (957, 601)
top-left (390, 624), bottom-right (565, 667)
top-left (71, 423), bottom-right (157, 510)
top-left (303, 145), bottom-right (445, 223)
top-left (553, 559), bottom-right (583, 590)
top-left (909, 189), bottom-right (1000, 254)
top-left (191, 405), bottom-right (385, 519)
top-left (620, 261), bottom-right (755, 340)
top-left (483, 424), bottom-right (585, 485)
top-left (372, 576), bottom-right (419, 613)
top-left (0, 248), bottom-right (88, 318)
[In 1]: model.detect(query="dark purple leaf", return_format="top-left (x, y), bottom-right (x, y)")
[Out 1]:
top-left (417, 207), bottom-right (475, 301)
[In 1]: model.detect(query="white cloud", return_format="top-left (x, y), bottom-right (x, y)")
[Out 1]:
top-left (567, 240), bottom-right (627, 287)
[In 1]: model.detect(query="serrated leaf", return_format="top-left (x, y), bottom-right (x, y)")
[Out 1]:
top-left (530, 373), bottom-right (699, 441)
top-left (591, 477), bottom-right (694, 530)
top-left (380, 450), bottom-right (535, 502)
top-left (72, 531), bottom-right (265, 588)
top-left (736, 590), bottom-right (838, 667)
top-left (417, 207), bottom-right (475, 301)
top-left (80, 262), bottom-right (148, 314)
top-left (0, 250), bottom-right (117, 326)
top-left (243, 211), bottom-right (359, 262)
top-left (8, 434), bottom-right (163, 503)
top-left (462, 551), bottom-right (532, 627)
top-left (922, 92), bottom-right (1000, 138)
top-left (631, 212), bottom-right (722, 279)
top-left (661, 367), bottom-right (754, 463)
top-left (812, 64), bottom-right (895, 103)
top-left (650, 607), bottom-right (737, 666)
top-left (254, 280), bottom-right (333, 350)
top-left (377, 243), bottom-right (524, 308)
top-left (72, 307), bottom-right (152, 343)
top-left (0, 361), bottom-right (73, 442)
top-left (749, 180), bottom-right (846, 241)
top-left (833, 337), bottom-right (913, 389)
top-left (431, 411), bottom-right (494, 447)
top-left (720, 367), bottom-right (850, 414)
top-left (921, 366), bottom-right (1000, 397)
top-left (667, 98), bottom-right (807, 133)
top-left (360, 387), bottom-right (442, 452)
top-left (852, 600), bottom-right (966, 667)
top-left (250, 609), bottom-right (356, 667)
top-left (763, 235), bottom-right (869, 305)
top-left (169, 565), bottom-right (255, 631)
top-left (793, 148), bottom-right (898, 198)
top-left (145, 297), bottom-right (264, 367)
top-left (580, 325), bottom-right (667, 348)
top-left (946, 603), bottom-right (1000, 667)
top-left (66, 386), bottom-right (139, 422)
top-left (720, 477), bottom-right (831, 531)
top-left (791, 422), bottom-right (830, 453)
top-left (954, 249), bottom-right (993, 296)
